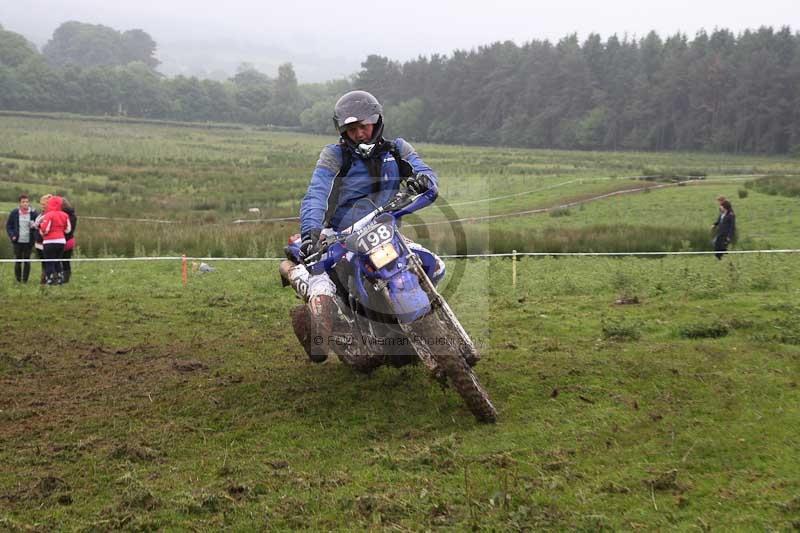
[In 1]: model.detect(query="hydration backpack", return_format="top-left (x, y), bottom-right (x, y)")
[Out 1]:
top-left (323, 140), bottom-right (414, 228)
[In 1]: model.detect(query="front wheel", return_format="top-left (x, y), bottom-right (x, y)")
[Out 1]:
top-left (411, 311), bottom-right (497, 423)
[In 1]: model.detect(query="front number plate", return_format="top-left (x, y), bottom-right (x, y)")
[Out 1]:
top-left (357, 223), bottom-right (394, 253)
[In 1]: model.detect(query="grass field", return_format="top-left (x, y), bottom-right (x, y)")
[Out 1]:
top-left (2, 116), bottom-right (800, 257)
top-left (1, 256), bottom-right (800, 530)
top-left (1, 116), bottom-right (800, 529)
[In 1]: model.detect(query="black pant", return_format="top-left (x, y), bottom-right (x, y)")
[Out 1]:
top-left (714, 236), bottom-right (729, 260)
top-left (62, 249), bottom-right (73, 283)
top-left (43, 243), bottom-right (65, 280)
top-left (12, 242), bottom-right (33, 282)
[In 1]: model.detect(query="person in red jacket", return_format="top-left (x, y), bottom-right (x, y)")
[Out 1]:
top-left (38, 196), bottom-right (71, 285)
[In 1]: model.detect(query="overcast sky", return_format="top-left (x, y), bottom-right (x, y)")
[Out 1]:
top-left (3, 0), bottom-right (798, 81)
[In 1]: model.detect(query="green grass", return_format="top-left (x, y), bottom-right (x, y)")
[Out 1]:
top-left (1, 116), bottom-right (799, 258)
top-left (1, 116), bottom-right (800, 528)
top-left (1, 255), bottom-right (799, 529)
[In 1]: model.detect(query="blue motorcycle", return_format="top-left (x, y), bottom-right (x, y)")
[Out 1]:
top-left (280, 190), bottom-right (497, 423)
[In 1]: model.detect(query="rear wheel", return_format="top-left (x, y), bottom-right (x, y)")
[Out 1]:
top-left (331, 311), bottom-right (386, 374)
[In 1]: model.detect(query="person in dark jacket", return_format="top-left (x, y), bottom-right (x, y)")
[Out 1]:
top-left (297, 90), bottom-right (442, 362)
top-left (61, 198), bottom-right (77, 283)
top-left (713, 199), bottom-right (736, 260)
top-left (5, 194), bottom-right (39, 283)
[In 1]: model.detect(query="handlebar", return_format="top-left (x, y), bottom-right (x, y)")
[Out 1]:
top-left (302, 191), bottom-right (416, 265)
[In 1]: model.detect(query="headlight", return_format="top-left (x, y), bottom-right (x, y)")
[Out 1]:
top-left (369, 242), bottom-right (399, 269)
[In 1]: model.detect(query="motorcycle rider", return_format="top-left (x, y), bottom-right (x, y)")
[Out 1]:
top-left (297, 90), bottom-right (444, 362)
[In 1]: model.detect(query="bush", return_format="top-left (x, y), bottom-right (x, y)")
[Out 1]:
top-left (751, 176), bottom-right (800, 198)
top-left (601, 317), bottom-right (642, 341)
top-left (678, 321), bottom-right (729, 339)
top-left (611, 270), bottom-right (639, 301)
top-left (737, 188), bottom-right (748, 199)
top-left (549, 207), bottom-right (571, 218)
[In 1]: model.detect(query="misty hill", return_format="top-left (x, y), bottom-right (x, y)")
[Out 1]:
top-left (156, 38), bottom-right (359, 83)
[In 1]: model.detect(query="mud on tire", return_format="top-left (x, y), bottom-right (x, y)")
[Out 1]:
top-left (413, 311), bottom-right (497, 423)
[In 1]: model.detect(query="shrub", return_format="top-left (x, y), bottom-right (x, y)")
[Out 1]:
top-left (751, 176), bottom-right (800, 198)
top-left (737, 188), bottom-right (748, 199)
top-left (601, 317), bottom-right (642, 341)
top-left (611, 270), bottom-right (640, 301)
top-left (549, 207), bottom-right (571, 217)
top-left (678, 321), bottom-right (729, 339)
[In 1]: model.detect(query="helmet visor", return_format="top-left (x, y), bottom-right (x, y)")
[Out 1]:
top-left (340, 113), bottom-right (380, 130)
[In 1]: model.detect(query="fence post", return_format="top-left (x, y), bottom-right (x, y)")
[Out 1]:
top-left (512, 249), bottom-right (517, 287)
top-left (182, 254), bottom-right (187, 286)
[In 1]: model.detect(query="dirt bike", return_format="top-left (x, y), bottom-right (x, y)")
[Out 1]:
top-left (279, 189), bottom-right (497, 423)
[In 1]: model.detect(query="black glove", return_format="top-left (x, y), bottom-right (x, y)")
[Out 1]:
top-left (406, 173), bottom-right (433, 195)
top-left (300, 228), bottom-right (322, 259)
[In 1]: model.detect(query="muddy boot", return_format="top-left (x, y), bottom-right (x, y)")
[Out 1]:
top-left (290, 304), bottom-right (313, 357)
top-left (307, 294), bottom-right (336, 363)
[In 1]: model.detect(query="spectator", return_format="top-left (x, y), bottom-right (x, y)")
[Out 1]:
top-left (38, 196), bottom-right (71, 285)
top-left (32, 194), bottom-right (52, 285)
top-left (5, 194), bottom-right (39, 283)
top-left (61, 198), bottom-right (78, 284)
top-left (713, 199), bottom-right (736, 260)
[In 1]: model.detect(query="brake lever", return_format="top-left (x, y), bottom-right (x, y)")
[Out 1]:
top-left (386, 191), bottom-right (413, 212)
top-left (303, 232), bottom-right (348, 265)
top-left (302, 237), bottom-right (329, 265)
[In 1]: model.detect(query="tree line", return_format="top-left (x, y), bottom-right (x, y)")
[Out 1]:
top-left (1, 21), bottom-right (799, 154)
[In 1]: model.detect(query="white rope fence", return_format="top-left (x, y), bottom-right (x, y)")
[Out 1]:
top-left (440, 249), bottom-right (800, 258)
top-left (2, 249), bottom-right (800, 264)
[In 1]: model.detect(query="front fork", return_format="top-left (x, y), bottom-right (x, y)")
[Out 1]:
top-left (404, 248), bottom-right (479, 363)
top-left (387, 243), bottom-right (480, 372)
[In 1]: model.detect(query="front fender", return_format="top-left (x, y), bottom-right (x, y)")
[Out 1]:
top-left (386, 270), bottom-right (431, 324)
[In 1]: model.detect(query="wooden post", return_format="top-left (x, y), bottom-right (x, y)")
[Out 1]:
top-left (182, 254), bottom-right (187, 286)
top-left (512, 249), bottom-right (517, 287)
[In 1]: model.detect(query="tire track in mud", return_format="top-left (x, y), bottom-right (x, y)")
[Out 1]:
top-left (0, 340), bottom-right (206, 441)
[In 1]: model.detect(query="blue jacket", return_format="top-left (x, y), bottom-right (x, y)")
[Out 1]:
top-left (300, 138), bottom-right (437, 236)
top-left (6, 207), bottom-right (39, 243)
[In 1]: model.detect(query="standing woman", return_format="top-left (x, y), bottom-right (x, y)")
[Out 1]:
top-left (38, 196), bottom-right (71, 285)
top-left (61, 198), bottom-right (77, 283)
top-left (714, 199), bottom-right (736, 260)
top-left (32, 194), bottom-right (52, 284)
